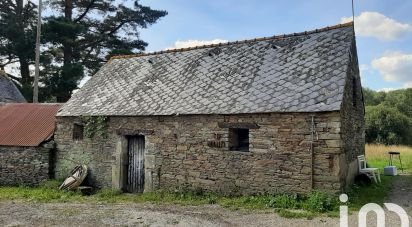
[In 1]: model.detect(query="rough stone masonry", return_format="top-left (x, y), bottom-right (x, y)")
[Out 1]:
top-left (0, 145), bottom-right (52, 186)
top-left (55, 109), bottom-right (363, 195)
top-left (54, 23), bottom-right (365, 195)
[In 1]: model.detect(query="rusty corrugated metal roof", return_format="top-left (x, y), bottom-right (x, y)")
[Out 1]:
top-left (0, 103), bottom-right (62, 146)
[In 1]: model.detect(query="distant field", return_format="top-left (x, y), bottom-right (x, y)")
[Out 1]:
top-left (365, 144), bottom-right (412, 172)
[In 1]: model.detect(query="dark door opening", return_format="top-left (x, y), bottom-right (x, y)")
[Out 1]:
top-left (126, 135), bottom-right (145, 193)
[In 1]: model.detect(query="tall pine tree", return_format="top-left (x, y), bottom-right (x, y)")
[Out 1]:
top-left (0, 0), bottom-right (37, 100)
top-left (42, 0), bottom-right (167, 102)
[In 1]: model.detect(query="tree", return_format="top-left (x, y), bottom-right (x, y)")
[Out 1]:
top-left (365, 105), bottom-right (412, 145)
top-left (41, 0), bottom-right (167, 102)
top-left (0, 0), bottom-right (37, 100)
top-left (383, 88), bottom-right (412, 119)
top-left (362, 87), bottom-right (386, 106)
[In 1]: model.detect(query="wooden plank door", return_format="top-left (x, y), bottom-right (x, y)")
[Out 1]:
top-left (127, 135), bottom-right (145, 193)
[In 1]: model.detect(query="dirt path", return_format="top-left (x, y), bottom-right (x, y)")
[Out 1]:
top-left (1, 176), bottom-right (412, 227)
top-left (386, 174), bottom-right (412, 214)
top-left (0, 201), bottom-right (340, 227)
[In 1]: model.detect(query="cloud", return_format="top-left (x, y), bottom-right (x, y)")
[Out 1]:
top-left (358, 64), bottom-right (371, 84)
top-left (166, 39), bottom-right (228, 50)
top-left (359, 64), bottom-right (370, 77)
top-left (372, 52), bottom-right (412, 87)
top-left (341, 12), bottom-right (412, 40)
top-left (377, 87), bottom-right (398, 92)
top-left (404, 82), bottom-right (412, 88)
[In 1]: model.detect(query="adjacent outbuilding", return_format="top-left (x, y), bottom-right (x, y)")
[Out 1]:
top-left (55, 22), bottom-right (365, 194)
top-left (0, 70), bottom-right (26, 103)
top-left (0, 103), bottom-right (61, 186)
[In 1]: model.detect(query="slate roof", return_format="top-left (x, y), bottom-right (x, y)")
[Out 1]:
top-left (58, 22), bottom-right (355, 117)
top-left (0, 72), bottom-right (26, 103)
top-left (0, 103), bottom-right (61, 146)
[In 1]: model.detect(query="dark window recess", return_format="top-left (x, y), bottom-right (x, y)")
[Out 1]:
top-left (72, 124), bottom-right (84, 140)
top-left (352, 77), bottom-right (357, 107)
top-left (229, 128), bottom-right (249, 152)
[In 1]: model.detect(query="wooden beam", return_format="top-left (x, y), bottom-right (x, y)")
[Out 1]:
top-left (218, 122), bottom-right (260, 129)
top-left (116, 129), bottom-right (154, 136)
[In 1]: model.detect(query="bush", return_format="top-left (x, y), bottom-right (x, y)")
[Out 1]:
top-left (267, 194), bottom-right (299, 209)
top-left (302, 191), bottom-right (338, 212)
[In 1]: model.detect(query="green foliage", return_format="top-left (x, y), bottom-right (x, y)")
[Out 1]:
top-left (0, 184), bottom-right (83, 202)
top-left (81, 116), bottom-right (108, 139)
top-left (346, 175), bottom-right (393, 210)
top-left (363, 87), bottom-right (386, 106)
top-left (302, 191), bottom-right (338, 213)
top-left (267, 193), bottom-right (299, 209)
top-left (42, 63), bottom-right (84, 102)
top-left (0, 0), bottom-right (37, 100)
top-left (0, 0), bottom-right (167, 102)
top-left (0, 184), bottom-right (339, 216)
top-left (365, 104), bottom-right (412, 145)
top-left (40, 180), bottom-right (63, 189)
top-left (265, 192), bottom-right (338, 213)
top-left (38, 0), bottom-right (168, 102)
top-left (364, 87), bottom-right (412, 145)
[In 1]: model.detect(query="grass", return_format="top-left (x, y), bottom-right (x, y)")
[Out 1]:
top-left (365, 144), bottom-right (412, 172)
top-left (0, 144), bottom-right (409, 218)
top-left (345, 144), bottom-right (412, 210)
top-left (0, 181), bottom-right (340, 217)
top-left (346, 175), bottom-right (393, 210)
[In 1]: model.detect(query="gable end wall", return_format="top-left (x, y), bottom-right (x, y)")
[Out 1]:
top-left (339, 37), bottom-right (365, 188)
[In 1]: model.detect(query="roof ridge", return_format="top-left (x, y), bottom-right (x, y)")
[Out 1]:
top-left (110, 22), bottom-right (353, 61)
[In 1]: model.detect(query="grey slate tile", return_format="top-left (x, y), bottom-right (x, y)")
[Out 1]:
top-left (58, 24), bottom-right (354, 116)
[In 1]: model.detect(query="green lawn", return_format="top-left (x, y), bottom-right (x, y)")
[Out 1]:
top-left (366, 144), bottom-right (412, 172)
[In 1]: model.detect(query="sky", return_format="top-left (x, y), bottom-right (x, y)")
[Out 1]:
top-left (138, 0), bottom-right (412, 91)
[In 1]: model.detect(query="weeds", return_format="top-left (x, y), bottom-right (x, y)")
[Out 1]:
top-left (0, 183), bottom-right (339, 217)
top-left (1, 143), bottom-right (404, 218)
top-left (346, 175), bottom-right (393, 210)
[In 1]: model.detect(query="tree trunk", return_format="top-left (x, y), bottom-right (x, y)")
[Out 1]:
top-left (16, 0), bottom-right (30, 86)
top-left (64, 0), bottom-right (73, 64)
top-left (19, 58), bottom-right (31, 86)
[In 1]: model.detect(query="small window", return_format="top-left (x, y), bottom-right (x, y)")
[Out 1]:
top-left (72, 124), bottom-right (84, 141)
top-left (229, 128), bottom-right (249, 152)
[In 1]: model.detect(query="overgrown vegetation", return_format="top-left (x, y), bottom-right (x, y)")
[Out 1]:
top-left (346, 175), bottom-right (393, 210)
top-left (0, 181), bottom-right (340, 217)
top-left (363, 88), bottom-right (412, 145)
top-left (1, 145), bottom-right (409, 218)
top-left (81, 116), bottom-right (108, 139)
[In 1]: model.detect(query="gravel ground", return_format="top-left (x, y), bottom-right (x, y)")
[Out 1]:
top-left (0, 175), bottom-right (411, 227)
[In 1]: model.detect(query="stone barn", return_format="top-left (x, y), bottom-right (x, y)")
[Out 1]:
top-left (55, 22), bottom-right (364, 194)
top-left (0, 69), bottom-right (26, 103)
top-left (0, 103), bottom-right (61, 186)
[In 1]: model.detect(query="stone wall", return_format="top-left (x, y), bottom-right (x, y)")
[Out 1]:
top-left (0, 144), bottom-right (52, 186)
top-left (55, 111), bottom-right (349, 194)
top-left (339, 37), bottom-right (365, 188)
